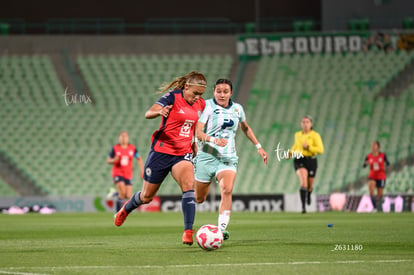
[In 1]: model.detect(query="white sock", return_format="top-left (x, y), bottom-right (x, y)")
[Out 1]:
top-left (218, 210), bottom-right (231, 231)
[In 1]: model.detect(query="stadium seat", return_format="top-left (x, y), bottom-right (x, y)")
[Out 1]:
top-left (235, 51), bottom-right (414, 194)
top-left (0, 54), bottom-right (233, 196)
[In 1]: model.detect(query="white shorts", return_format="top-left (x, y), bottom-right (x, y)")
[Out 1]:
top-left (194, 152), bottom-right (237, 183)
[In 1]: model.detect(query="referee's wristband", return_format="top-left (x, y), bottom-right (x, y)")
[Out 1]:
top-left (255, 143), bottom-right (262, 149)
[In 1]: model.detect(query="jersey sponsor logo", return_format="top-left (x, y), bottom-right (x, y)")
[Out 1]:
top-left (221, 119), bottom-right (235, 130)
top-left (214, 109), bottom-right (229, 115)
top-left (179, 119), bottom-right (194, 137)
top-left (120, 156), bottom-right (129, 166)
top-left (178, 108), bottom-right (185, 114)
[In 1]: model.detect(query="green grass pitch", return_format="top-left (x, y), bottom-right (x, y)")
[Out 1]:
top-left (0, 212), bottom-right (413, 274)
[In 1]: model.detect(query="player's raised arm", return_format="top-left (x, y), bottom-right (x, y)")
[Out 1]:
top-left (145, 104), bottom-right (172, 119)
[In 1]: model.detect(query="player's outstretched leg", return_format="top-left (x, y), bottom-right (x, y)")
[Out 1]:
top-left (114, 191), bottom-right (142, 226)
top-left (181, 190), bottom-right (196, 245)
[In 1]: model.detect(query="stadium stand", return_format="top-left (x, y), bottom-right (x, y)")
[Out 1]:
top-left (0, 50), bottom-right (413, 196)
top-left (0, 54), bottom-right (233, 196)
top-left (0, 55), bottom-right (63, 195)
top-left (0, 177), bottom-right (17, 196)
top-left (235, 50), bottom-right (414, 194)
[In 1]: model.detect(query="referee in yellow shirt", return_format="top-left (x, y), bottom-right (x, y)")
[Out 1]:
top-left (291, 115), bottom-right (324, 213)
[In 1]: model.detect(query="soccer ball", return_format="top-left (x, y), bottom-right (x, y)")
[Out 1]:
top-left (196, 224), bottom-right (223, 251)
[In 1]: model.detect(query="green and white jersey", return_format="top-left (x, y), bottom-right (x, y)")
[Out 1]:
top-left (197, 98), bottom-right (246, 162)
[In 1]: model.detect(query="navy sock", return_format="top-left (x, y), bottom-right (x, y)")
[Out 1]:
top-left (371, 196), bottom-right (377, 209)
top-left (124, 192), bottom-right (143, 213)
top-left (182, 190), bottom-right (196, 230)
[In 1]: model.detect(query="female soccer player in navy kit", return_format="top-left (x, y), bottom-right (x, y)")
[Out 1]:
top-left (114, 71), bottom-right (206, 245)
top-left (107, 131), bottom-right (144, 212)
top-left (194, 79), bottom-right (268, 240)
top-left (363, 141), bottom-right (390, 212)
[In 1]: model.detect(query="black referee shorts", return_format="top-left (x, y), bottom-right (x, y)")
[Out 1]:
top-left (293, 156), bottom-right (318, 178)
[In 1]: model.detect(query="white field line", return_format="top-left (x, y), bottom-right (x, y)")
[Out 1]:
top-left (1, 259), bottom-right (412, 272)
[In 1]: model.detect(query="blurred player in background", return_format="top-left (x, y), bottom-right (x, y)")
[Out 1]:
top-left (114, 71), bottom-right (206, 246)
top-left (363, 141), bottom-right (390, 212)
top-left (291, 115), bottom-right (324, 213)
top-left (194, 78), bottom-right (268, 240)
top-left (107, 131), bottom-right (144, 212)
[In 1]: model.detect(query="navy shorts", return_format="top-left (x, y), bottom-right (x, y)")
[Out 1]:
top-left (369, 178), bottom-right (386, 188)
top-left (113, 176), bottom-right (132, 186)
top-left (144, 150), bottom-right (193, 184)
top-left (294, 157), bottom-right (318, 178)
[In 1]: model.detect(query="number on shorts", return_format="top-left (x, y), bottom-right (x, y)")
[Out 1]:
top-left (184, 153), bottom-right (193, 161)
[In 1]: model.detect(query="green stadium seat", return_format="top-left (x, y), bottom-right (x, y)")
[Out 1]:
top-left (235, 51), bottom-right (414, 194)
top-left (2, 51), bottom-right (413, 196)
top-left (0, 54), bottom-right (233, 196)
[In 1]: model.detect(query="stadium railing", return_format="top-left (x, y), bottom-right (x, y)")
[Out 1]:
top-left (45, 18), bottom-right (126, 34)
top-left (143, 18), bottom-right (240, 34)
top-left (1, 16), bottom-right (413, 34)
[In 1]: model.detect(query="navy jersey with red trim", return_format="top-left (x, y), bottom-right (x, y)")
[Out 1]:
top-left (151, 89), bottom-right (205, 156)
top-left (109, 144), bottom-right (139, 179)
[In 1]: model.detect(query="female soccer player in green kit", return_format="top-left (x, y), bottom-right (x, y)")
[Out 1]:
top-left (194, 79), bottom-right (268, 240)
